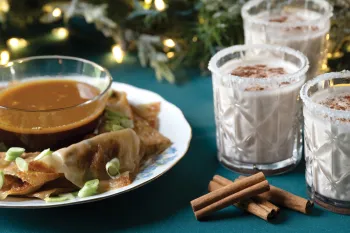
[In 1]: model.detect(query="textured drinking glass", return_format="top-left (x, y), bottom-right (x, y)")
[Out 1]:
top-left (208, 44), bottom-right (309, 175)
top-left (301, 71), bottom-right (350, 214)
top-left (242, 0), bottom-right (332, 79)
top-left (0, 56), bottom-right (112, 151)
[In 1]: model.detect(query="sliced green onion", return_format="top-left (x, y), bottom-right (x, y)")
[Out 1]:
top-left (106, 158), bottom-right (120, 178)
top-left (111, 125), bottom-right (124, 131)
top-left (0, 171), bottom-right (4, 190)
top-left (104, 109), bottom-right (134, 132)
top-left (15, 157), bottom-right (28, 172)
top-left (45, 196), bottom-right (70, 203)
top-left (44, 192), bottom-right (76, 203)
top-left (78, 179), bottom-right (99, 198)
top-left (59, 193), bottom-right (76, 199)
top-left (34, 148), bottom-right (52, 161)
top-left (5, 147), bottom-right (25, 161)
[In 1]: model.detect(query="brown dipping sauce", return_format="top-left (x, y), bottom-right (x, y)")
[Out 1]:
top-left (0, 79), bottom-right (108, 151)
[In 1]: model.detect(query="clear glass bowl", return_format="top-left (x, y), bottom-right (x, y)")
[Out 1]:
top-left (0, 56), bottom-right (112, 151)
top-left (208, 44), bottom-right (309, 175)
top-left (241, 0), bottom-right (332, 79)
top-left (301, 71), bottom-right (350, 214)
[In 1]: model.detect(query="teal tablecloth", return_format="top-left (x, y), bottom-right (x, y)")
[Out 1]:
top-left (1, 55), bottom-right (349, 233)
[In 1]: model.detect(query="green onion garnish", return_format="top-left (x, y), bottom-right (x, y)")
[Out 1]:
top-left (58, 193), bottom-right (76, 199)
top-left (44, 192), bottom-right (76, 203)
top-left (104, 109), bottom-right (134, 132)
top-left (5, 147), bottom-right (25, 161)
top-left (15, 157), bottom-right (28, 172)
top-left (106, 158), bottom-right (120, 178)
top-left (78, 179), bottom-right (99, 198)
top-left (0, 171), bottom-right (4, 190)
top-left (34, 148), bottom-right (52, 161)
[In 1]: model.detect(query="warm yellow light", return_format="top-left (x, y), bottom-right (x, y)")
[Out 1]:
top-left (52, 8), bottom-right (62, 18)
top-left (112, 45), bottom-right (124, 63)
top-left (52, 27), bottom-right (69, 39)
top-left (7, 38), bottom-right (28, 50)
top-left (0, 0), bottom-right (9, 12)
top-left (42, 4), bottom-right (53, 13)
top-left (0, 50), bottom-right (10, 65)
top-left (163, 39), bottom-right (175, 48)
top-left (145, 0), bottom-right (152, 4)
top-left (192, 36), bottom-right (198, 42)
top-left (327, 51), bottom-right (344, 59)
top-left (321, 63), bottom-right (329, 72)
top-left (199, 17), bottom-right (205, 24)
top-left (166, 52), bottom-right (175, 59)
top-left (155, 0), bottom-right (166, 11)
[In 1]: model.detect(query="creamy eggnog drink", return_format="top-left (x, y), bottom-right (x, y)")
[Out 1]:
top-left (209, 44), bottom-right (309, 174)
top-left (242, 0), bottom-right (332, 79)
top-left (301, 71), bottom-right (350, 214)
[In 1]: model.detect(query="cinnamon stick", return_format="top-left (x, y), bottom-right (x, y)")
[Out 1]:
top-left (193, 180), bottom-right (270, 220)
top-left (215, 175), bottom-right (313, 214)
top-left (213, 175), bottom-right (280, 213)
top-left (252, 196), bottom-right (280, 214)
top-left (191, 172), bottom-right (266, 212)
top-left (209, 181), bottom-right (275, 221)
top-left (237, 176), bottom-right (313, 214)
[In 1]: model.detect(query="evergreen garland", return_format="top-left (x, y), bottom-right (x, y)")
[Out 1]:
top-left (0, 0), bottom-right (349, 82)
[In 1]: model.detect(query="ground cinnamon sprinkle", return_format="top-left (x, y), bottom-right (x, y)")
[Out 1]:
top-left (231, 64), bottom-right (287, 92)
top-left (269, 16), bottom-right (288, 23)
top-left (268, 15), bottom-right (319, 32)
top-left (231, 64), bottom-right (287, 79)
top-left (320, 95), bottom-right (350, 111)
top-left (245, 86), bottom-right (266, 91)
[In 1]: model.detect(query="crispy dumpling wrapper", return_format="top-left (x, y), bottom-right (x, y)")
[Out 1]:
top-left (40, 129), bottom-right (142, 188)
top-left (27, 177), bottom-right (78, 199)
top-left (106, 91), bottom-right (133, 120)
top-left (0, 152), bottom-right (62, 200)
top-left (101, 91), bottom-right (171, 158)
top-left (132, 113), bottom-right (171, 158)
top-left (132, 102), bottom-right (160, 129)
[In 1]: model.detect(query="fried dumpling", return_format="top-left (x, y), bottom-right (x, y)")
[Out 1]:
top-left (40, 129), bottom-right (142, 188)
top-left (98, 91), bottom-right (134, 134)
top-left (0, 152), bottom-right (62, 200)
top-left (27, 177), bottom-right (78, 200)
top-left (107, 91), bottom-right (133, 119)
top-left (132, 102), bottom-right (160, 129)
top-left (132, 113), bottom-right (171, 158)
top-left (102, 91), bottom-right (171, 158)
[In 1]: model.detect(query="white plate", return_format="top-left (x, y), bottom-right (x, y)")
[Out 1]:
top-left (0, 82), bottom-right (192, 208)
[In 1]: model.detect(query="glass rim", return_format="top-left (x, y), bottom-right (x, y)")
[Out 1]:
top-left (300, 70), bottom-right (350, 120)
top-left (0, 55), bottom-right (113, 113)
top-left (208, 44), bottom-right (309, 86)
top-left (241, 0), bottom-right (333, 28)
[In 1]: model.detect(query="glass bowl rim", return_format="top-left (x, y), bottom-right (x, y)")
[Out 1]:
top-left (300, 70), bottom-right (350, 120)
top-left (0, 55), bottom-right (113, 113)
top-left (208, 44), bottom-right (309, 86)
top-left (241, 0), bottom-right (333, 28)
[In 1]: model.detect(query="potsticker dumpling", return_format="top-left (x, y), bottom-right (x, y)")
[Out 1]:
top-left (100, 91), bottom-right (171, 159)
top-left (0, 152), bottom-right (62, 200)
top-left (40, 129), bottom-right (142, 188)
top-left (132, 102), bottom-right (160, 129)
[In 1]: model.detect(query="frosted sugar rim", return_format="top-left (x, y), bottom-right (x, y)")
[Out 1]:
top-left (208, 44), bottom-right (309, 86)
top-left (241, 0), bottom-right (333, 27)
top-left (300, 71), bottom-right (350, 122)
top-left (241, 0), bottom-right (333, 39)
